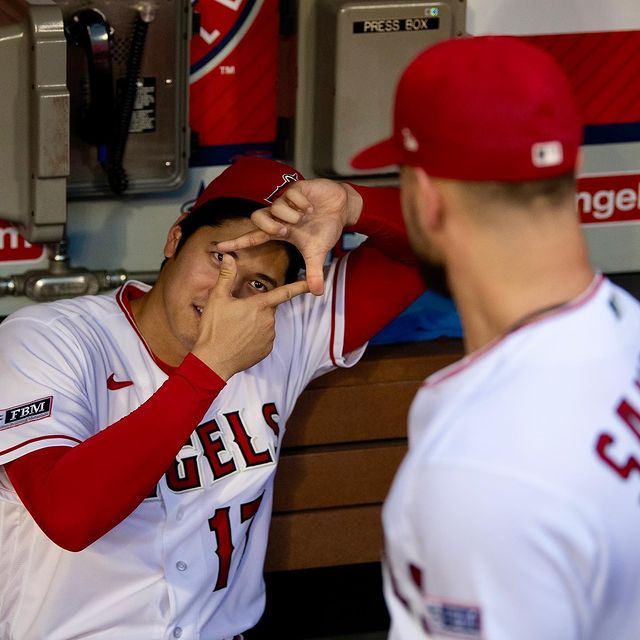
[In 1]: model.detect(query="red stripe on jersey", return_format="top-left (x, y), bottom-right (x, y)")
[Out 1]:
top-left (0, 434), bottom-right (81, 457)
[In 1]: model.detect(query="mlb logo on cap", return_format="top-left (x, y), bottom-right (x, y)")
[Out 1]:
top-left (352, 36), bottom-right (583, 182)
top-left (531, 141), bottom-right (564, 168)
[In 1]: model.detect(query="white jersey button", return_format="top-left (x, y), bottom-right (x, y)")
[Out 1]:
top-left (176, 561), bottom-right (187, 572)
top-left (176, 507), bottom-right (185, 521)
top-left (173, 627), bottom-right (183, 638)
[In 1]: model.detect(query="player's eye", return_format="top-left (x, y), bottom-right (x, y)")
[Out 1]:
top-left (212, 252), bottom-right (224, 262)
top-left (250, 280), bottom-right (268, 292)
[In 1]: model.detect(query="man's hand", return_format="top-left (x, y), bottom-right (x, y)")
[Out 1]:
top-left (215, 180), bottom-right (364, 295)
top-left (192, 255), bottom-right (309, 379)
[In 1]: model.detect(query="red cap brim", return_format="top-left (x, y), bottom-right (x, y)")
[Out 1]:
top-left (351, 137), bottom-right (403, 170)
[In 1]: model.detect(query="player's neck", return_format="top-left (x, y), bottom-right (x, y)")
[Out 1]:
top-left (130, 285), bottom-right (188, 368)
top-left (448, 224), bottom-right (594, 354)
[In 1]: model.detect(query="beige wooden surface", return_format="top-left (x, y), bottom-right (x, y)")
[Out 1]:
top-left (266, 339), bottom-right (463, 572)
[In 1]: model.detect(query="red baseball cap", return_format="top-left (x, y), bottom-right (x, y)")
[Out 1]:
top-left (351, 36), bottom-right (583, 181)
top-left (193, 156), bottom-right (305, 210)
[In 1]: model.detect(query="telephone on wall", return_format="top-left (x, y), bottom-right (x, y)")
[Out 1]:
top-left (0, 0), bottom-right (191, 242)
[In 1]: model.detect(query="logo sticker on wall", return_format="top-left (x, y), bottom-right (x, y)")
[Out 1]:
top-left (190, 0), bottom-right (263, 83)
top-left (188, 0), bottom-right (278, 166)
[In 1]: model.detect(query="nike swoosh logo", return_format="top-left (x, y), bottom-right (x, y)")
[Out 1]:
top-left (107, 374), bottom-right (134, 391)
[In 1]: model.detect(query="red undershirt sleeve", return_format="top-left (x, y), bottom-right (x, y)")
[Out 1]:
top-left (342, 185), bottom-right (426, 354)
top-left (4, 353), bottom-right (225, 552)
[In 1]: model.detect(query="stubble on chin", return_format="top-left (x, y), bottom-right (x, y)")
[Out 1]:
top-left (416, 256), bottom-right (451, 298)
top-left (401, 178), bottom-right (453, 300)
top-left (406, 227), bottom-right (451, 298)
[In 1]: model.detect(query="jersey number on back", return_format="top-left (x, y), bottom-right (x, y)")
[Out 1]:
top-left (596, 394), bottom-right (640, 482)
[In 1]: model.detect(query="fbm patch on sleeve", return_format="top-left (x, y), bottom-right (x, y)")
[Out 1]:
top-left (0, 397), bottom-right (53, 430)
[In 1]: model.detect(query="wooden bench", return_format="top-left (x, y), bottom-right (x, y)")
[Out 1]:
top-left (265, 338), bottom-right (464, 572)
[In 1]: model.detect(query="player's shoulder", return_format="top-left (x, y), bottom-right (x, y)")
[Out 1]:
top-left (424, 276), bottom-right (637, 394)
top-left (604, 277), bottom-right (640, 332)
top-left (532, 276), bottom-right (639, 350)
top-left (504, 277), bottom-right (640, 393)
top-left (1, 291), bottom-right (119, 335)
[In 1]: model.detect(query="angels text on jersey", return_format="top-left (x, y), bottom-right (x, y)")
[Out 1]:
top-left (147, 401), bottom-right (281, 498)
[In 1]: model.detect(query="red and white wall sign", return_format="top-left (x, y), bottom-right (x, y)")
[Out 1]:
top-left (0, 222), bottom-right (44, 264)
top-left (577, 174), bottom-right (640, 224)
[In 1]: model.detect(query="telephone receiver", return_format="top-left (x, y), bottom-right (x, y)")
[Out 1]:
top-left (65, 6), bottom-right (151, 195)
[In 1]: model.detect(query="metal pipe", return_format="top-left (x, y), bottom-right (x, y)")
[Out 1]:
top-left (0, 278), bottom-right (18, 296)
top-left (0, 240), bottom-right (158, 301)
top-left (0, 270), bottom-right (159, 301)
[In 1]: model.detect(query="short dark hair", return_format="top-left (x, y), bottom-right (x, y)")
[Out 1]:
top-left (457, 172), bottom-right (576, 211)
top-left (165, 197), bottom-right (304, 284)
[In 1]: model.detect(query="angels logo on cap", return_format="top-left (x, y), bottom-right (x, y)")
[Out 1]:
top-left (192, 157), bottom-right (305, 211)
top-left (265, 172), bottom-right (300, 203)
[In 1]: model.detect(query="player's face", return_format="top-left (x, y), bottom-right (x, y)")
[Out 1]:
top-left (158, 218), bottom-right (290, 358)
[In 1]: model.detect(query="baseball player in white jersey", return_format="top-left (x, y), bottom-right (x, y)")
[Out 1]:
top-left (0, 156), bottom-right (423, 639)
top-left (351, 36), bottom-right (640, 639)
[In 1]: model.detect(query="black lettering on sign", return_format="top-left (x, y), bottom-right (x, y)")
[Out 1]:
top-left (353, 17), bottom-right (439, 33)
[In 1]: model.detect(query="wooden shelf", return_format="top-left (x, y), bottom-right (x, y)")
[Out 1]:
top-left (267, 339), bottom-right (464, 571)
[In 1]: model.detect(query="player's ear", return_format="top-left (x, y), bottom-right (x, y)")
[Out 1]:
top-left (164, 221), bottom-right (185, 259)
top-left (401, 166), bottom-right (443, 237)
top-left (414, 167), bottom-right (444, 231)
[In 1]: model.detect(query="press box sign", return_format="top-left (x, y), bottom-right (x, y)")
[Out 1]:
top-left (0, 222), bottom-right (44, 263)
top-left (352, 16), bottom-right (440, 32)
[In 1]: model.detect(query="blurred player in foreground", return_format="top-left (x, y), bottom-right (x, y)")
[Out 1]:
top-left (0, 156), bottom-right (423, 639)
top-left (351, 36), bottom-right (640, 639)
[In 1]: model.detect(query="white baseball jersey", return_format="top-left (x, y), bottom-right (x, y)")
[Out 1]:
top-left (383, 275), bottom-right (640, 640)
top-left (0, 256), bottom-right (365, 640)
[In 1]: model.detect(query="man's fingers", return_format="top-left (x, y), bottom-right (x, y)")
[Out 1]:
top-left (215, 229), bottom-right (271, 252)
top-left (269, 199), bottom-right (304, 225)
top-left (262, 280), bottom-right (310, 308)
top-left (271, 189), bottom-right (311, 218)
top-left (251, 209), bottom-right (289, 237)
top-left (301, 252), bottom-right (326, 296)
top-left (212, 253), bottom-right (237, 297)
top-left (305, 264), bottom-right (325, 296)
top-left (287, 187), bottom-right (314, 212)
top-left (271, 182), bottom-right (313, 212)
